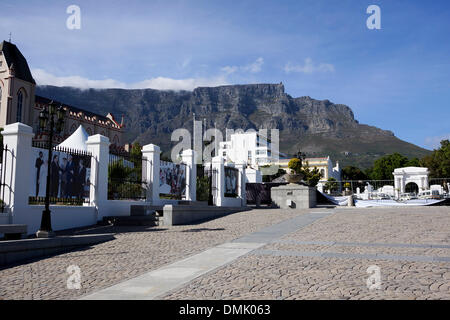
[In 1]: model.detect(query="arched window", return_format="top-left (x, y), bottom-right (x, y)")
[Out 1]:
top-left (16, 91), bottom-right (23, 122)
top-left (86, 127), bottom-right (92, 135)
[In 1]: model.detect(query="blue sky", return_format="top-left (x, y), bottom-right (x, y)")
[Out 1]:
top-left (1, 0), bottom-right (449, 150)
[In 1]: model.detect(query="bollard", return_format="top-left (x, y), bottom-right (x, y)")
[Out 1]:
top-left (347, 195), bottom-right (355, 207)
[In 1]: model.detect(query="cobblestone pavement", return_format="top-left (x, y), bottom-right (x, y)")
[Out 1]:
top-left (0, 208), bottom-right (308, 300)
top-left (163, 207), bottom-right (450, 300)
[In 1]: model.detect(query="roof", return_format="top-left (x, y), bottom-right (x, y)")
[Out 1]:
top-left (393, 166), bottom-right (429, 174)
top-left (0, 41), bottom-right (36, 84)
top-left (35, 95), bottom-right (111, 123)
top-left (57, 125), bottom-right (89, 151)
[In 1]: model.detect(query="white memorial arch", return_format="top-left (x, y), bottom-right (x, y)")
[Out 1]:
top-left (393, 167), bottom-right (429, 198)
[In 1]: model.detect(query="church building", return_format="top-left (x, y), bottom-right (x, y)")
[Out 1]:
top-left (0, 40), bottom-right (124, 147)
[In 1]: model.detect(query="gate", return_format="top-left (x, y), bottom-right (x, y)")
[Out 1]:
top-left (108, 148), bottom-right (147, 200)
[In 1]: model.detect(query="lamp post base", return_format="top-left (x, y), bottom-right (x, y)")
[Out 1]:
top-left (36, 230), bottom-right (55, 238)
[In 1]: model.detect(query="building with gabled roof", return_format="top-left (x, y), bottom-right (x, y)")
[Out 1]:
top-left (0, 40), bottom-right (124, 147)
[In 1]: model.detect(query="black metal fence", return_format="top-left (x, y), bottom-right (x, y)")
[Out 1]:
top-left (322, 178), bottom-right (450, 197)
top-left (246, 182), bottom-right (288, 205)
top-left (203, 166), bottom-right (219, 203)
top-left (0, 144), bottom-right (12, 213)
top-left (108, 149), bottom-right (147, 200)
top-left (29, 141), bottom-right (92, 205)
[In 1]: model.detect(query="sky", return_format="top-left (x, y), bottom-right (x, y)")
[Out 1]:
top-left (1, 0), bottom-right (449, 150)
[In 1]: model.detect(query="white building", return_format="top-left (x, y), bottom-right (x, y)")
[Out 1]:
top-left (393, 166), bottom-right (429, 198)
top-left (218, 130), bottom-right (281, 167)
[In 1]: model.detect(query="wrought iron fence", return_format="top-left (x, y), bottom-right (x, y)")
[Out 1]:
top-left (29, 141), bottom-right (92, 205)
top-left (0, 144), bottom-right (12, 213)
top-left (203, 166), bottom-right (219, 203)
top-left (321, 178), bottom-right (450, 198)
top-left (108, 149), bottom-right (147, 200)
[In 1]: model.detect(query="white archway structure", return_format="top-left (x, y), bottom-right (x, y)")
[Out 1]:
top-left (393, 167), bottom-right (429, 198)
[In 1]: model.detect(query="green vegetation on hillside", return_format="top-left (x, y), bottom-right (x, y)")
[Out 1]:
top-left (341, 139), bottom-right (450, 181)
top-left (421, 140), bottom-right (450, 178)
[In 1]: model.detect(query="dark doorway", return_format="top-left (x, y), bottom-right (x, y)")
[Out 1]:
top-left (405, 182), bottom-right (419, 194)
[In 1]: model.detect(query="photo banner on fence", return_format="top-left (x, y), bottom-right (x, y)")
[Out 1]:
top-left (225, 166), bottom-right (239, 197)
top-left (30, 147), bottom-right (91, 200)
top-left (160, 161), bottom-right (186, 197)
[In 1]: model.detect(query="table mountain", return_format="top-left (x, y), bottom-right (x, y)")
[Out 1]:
top-left (36, 83), bottom-right (430, 168)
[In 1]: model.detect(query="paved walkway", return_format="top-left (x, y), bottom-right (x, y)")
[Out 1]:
top-left (0, 208), bottom-right (308, 300)
top-left (81, 212), bottom-right (332, 299)
top-left (163, 206), bottom-right (450, 300)
top-left (1, 206), bottom-right (449, 300)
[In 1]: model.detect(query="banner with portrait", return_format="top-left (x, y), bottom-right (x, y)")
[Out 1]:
top-left (159, 161), bottom-right (186, 197)
top-left (30, 147), bottom-right (91, 200)
top-left (225, 166), bottom-right (239, 197)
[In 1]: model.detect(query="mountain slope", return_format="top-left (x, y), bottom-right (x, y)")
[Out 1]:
top-left (36, 83), bottom-right (430, 168)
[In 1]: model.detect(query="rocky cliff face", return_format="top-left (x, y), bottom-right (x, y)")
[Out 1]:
top-left (36, 83), bottom-right (429, 168)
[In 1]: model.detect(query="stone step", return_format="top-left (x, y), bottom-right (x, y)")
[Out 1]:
top-left (103, 215), bottom-right (159, 227)
top-left (177, 201), bottom-right (208, 206)
top-left (130, 205), bottom-right (164, 216)
top-left (0, 224), bottom-right (28, 240)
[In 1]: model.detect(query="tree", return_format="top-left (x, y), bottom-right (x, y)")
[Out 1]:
top-left (300, 161), bottom-right (322, 187)
top-left (421, 140), bottom-right (450, 178)
top-left (288, 158), bottom-right (322, 187)
top-left (342, 166), bottom-right (367, 181)
top-left (369, 153), bottom-right (422, 180)
top-left (324, 177), bottom-right (338, 193)
top-left (196, 176), bottom-right (210, 201)
top-left (288, 158), bottom-right (303, 174)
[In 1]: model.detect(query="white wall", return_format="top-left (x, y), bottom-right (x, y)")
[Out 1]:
top-left (245, 168), bottom-right (262, 183)
top-left (104, 200), bottom-right (144, 217)
top-left (23, 206), bottom-right (97, 235)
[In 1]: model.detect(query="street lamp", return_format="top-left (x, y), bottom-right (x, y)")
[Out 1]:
top-left (36, 101), bottom-right (66, 238)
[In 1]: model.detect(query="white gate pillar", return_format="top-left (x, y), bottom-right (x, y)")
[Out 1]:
top-left (142, 144), bottom-right (160, 205)
top-left (235, 162), bottom-right (247, 207)
top-left (86, 134), bottom-right (110, 221)
top-left (212, 156), bottom-right (224, 206)
top-left (1, 123), bottom-right (34, 224)
top-left (181, 149), bottom-right (196, 202)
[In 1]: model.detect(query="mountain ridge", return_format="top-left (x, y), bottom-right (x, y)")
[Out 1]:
top-left (36, 83), bottom-right (430, 168)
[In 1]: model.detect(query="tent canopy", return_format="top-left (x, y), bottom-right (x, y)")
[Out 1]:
top-left (57, 125), bottom-right (89, 151)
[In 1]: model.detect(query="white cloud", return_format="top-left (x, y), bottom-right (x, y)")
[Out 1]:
top-left (221, 57), bottom-right (264, 75)
top-left (243, 57), bottom-right (264, 73)
top-left (32, 69), bottom-right (228, 91)
top-left (284, 58), bottom-right (335, 74)
top-left (221, 66), bottom-right (239, 75)
top-left (424, 134), bottom-right (450, 149)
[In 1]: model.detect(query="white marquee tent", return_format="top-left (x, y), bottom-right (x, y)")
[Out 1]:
top-left (57, 125), bottom-right (89, 151)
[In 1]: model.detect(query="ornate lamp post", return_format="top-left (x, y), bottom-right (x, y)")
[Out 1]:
top-left (36, 101), bottom-right (66, 238)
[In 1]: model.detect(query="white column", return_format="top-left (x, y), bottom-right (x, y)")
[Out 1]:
top-left (1, 123), bottom-right (34, 224)
top-left (142, 144), bottom-right (160, 205)
top-left (235, 162), bottom-right (246, 207)
top-left (212, 156), bottom-right (224, 206)
top-left (86, 134), bottom-right (110, 221)
top-left (399, 177), bottom-right (405, 194)
top-left (181, 149), bottom-right (196, 202)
